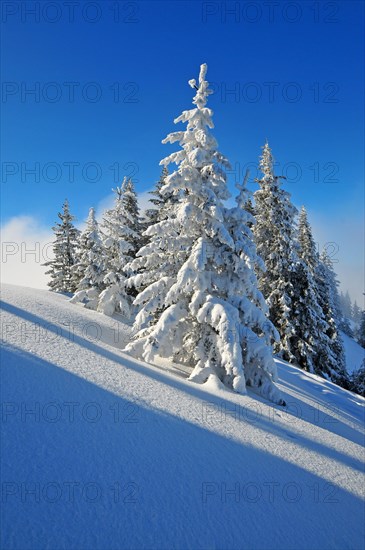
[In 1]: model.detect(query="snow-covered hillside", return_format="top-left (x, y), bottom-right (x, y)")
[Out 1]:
top-left (1, 283), bottom-right (364, 550)
top-left (341, 330), bottom-right (365, 374)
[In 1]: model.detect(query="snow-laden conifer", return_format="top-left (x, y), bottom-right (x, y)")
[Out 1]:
top-left (294, 207), bottom-right (335, 378)
top-left (126, 64), bottom-right (284, 404)
top-left (97, 178), bottom-right (141, 316)
top-left (44, 199), bottom-right (80, 293)
top-left (316, 248), bottom-right (348, 385)
top-left (253, 142), bottom-right (298, 362)
top-left (69, 207), bottom-right (106, 310)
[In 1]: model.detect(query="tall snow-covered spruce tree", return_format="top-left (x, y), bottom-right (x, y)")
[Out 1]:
top-left (253, 142), bottom-right (298, 362)
top-left (126, 64), bottom-right (284, 405)
top-left (289, 206), bottom-right (326, 374)
top-left (295, 206), bottom-right (347, 383)
top-left (69, 207), bottom-right (106, 310)
top-left (316, 248), bottom-right (348, 386)
top-left (43, 199), bottom-right (80, 293)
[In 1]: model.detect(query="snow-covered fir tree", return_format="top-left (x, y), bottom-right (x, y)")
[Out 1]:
top-left (98, 178), bottom-right (141, 316)
top-left (288, 261), bottom-right (324, 374)
top-left (318, 251), bottom-right (347, 329)
top-left (295, 206), bottom-right (342, 381)
top-left (43, 199), bottom-right (80, 293)
top-left (126, 63), bottom-right (284, 405)
top-left (253, 142), bottom-right (298, 362)
top-left (316, 248), bottom-right (348, 386)
top-left (69, 207), bottom-right (106, 310)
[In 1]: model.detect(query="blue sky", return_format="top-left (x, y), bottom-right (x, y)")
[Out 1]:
top-left (1, 0), bottom-right (364, 302)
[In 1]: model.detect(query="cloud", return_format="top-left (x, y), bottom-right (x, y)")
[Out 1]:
top-left (1, 216), bottom-right (54, 290)
top-left (0, 190), bottom-right (155, 291)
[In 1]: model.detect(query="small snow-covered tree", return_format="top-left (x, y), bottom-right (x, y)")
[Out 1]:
top-left (43, 199), bottom-right (80, 293)
top-left (69, 207), bottom-right (106, 310)
top-left (98, 178), bottom-right (141, 316)
top-left (253, 142), bottom-right (298, 362)
top-left (126, 63), bottom-right (284, 404)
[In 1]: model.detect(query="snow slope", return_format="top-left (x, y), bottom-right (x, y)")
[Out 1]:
top-left (341, 330), bottom-right (365, 374)
top-left (1, 283), bottom-right (364, 550)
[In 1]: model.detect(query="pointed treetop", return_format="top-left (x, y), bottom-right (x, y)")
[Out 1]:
top-left (124, 177), bottom-right (136, 193)
top-left (120, 175), bottom-right (129, 193)
top-left (111, 180), bottom-right (125, 201)
top-left (299, 206), bottom-right (309, 226)
top-left (235, 169), bottom-right (251, 209)
top-left (259, 141), bottom-right (274, 179)
top-left (299, 205), bottom-right (308, 225)
top-left (57, 199), bottom-right (76, 225)
top-left (87, 207), bottom-right (96, 223)
top-left (257, 142), bottom-right (287, 187)
top-left (188, 63), bottom-right (212, 110)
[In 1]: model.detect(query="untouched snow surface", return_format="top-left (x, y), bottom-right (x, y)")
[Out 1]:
top-left (1, 283), bottom-right (364, 550)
